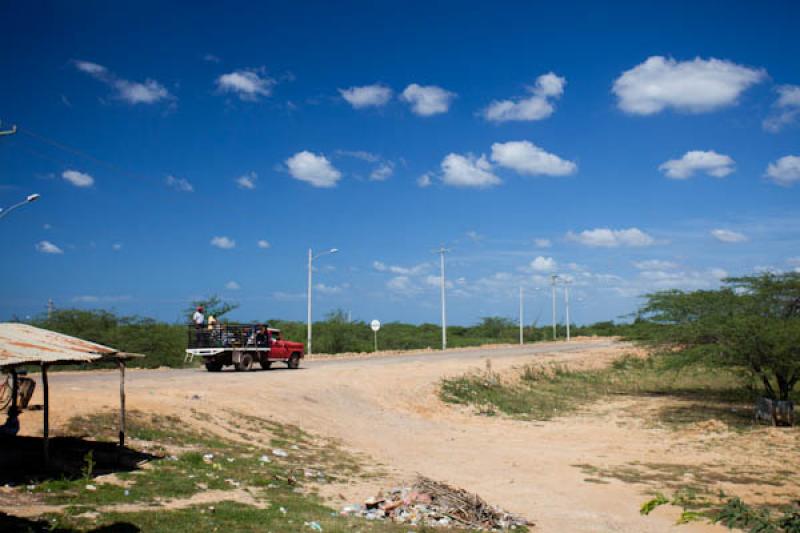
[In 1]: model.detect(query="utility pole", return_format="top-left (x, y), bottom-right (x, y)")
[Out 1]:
top-left (550, 274), bottom-right (558, 340)
top-left (564, 280), bottom-right (571, 342)
top-left (47, 299), bottom-right (54, 320)
top-left (307, 249), bottom-right (312, 355)
top-left (519, 286), bottom-right (524, 345)
top-left (433, 246), bottom-right (450, 350)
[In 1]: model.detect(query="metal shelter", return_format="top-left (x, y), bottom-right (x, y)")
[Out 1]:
top-left (0, 323), bottom-right (143, 462)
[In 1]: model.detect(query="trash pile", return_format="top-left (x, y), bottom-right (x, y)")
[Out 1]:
top-left (340, 476), bottom-right (531, 530)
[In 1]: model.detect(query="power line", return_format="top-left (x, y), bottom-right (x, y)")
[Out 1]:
top-left (17, 126), bottom-right (151, 183)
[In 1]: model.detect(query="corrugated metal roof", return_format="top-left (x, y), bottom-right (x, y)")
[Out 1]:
top-left (0, 323), bottom-right (118, 367)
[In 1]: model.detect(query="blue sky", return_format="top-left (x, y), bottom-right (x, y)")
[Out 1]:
top-left (1, 1), bottom-right (799, 326)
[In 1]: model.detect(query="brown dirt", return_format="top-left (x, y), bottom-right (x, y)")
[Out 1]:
top-left (4, 339), bottom-right (797, 532)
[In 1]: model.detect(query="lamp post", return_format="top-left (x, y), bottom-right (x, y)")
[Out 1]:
top-left (0, 193), bottom-right (40, 220)
top-left (564, 279), bottom-right (571, 342)
top-left (433, 246), bottom-right (450, 350)
top-left (307, 247), bottom-right (338, 357)
top-left (550, 274), bottom-right (559, 340)
top-left (519, 286), bottom-right (524, 345)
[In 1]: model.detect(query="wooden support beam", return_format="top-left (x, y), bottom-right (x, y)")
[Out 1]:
top-left (10, 368), bottom-right (18, 414)
top-left (41, 363), bottom-right (49, 465)
top-left (118, 360), bottom-right (126, 447)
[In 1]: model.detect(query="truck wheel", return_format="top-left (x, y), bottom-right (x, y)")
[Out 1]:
top-left (236, 353), bottom-right (254, 372)
top-left (260, 359), bottom-right (272, 370)
top-left (287, 353), bottom-right (300, 369)
top-left (205, 361), bottom-right (223, 372)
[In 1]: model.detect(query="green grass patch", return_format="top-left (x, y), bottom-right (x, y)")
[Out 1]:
top-left (440, 354), bottom-right (771, 428)
top-left (11, 410), bottom-right (482, 532)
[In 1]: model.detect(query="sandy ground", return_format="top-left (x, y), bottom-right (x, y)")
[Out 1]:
top-left (4, 339), bottom-right (797, 532)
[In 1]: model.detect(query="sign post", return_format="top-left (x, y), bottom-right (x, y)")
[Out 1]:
top-left (370, 319), bottom-right (381, 352)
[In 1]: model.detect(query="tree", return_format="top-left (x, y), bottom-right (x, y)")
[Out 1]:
top-left (184, 295), bottom-right (238, 322)
top-left (475, 316), bottom-right (515, 339)
top-left (638, 273), bottom-right (800, 401)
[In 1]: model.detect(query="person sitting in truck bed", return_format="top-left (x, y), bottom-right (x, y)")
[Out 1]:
top-left (255, 324), bottom-right (269, 347)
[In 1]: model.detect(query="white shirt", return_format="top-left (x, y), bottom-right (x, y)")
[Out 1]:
top-left (193, 311), bottom-right (204, 325)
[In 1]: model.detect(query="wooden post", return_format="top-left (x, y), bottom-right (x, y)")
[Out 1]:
top-left (10, 368), bottom-right (18, 414)
top-left (118, 359), bottom-right (126, 447)
top-left (41, 363), bottom-right (49, 465)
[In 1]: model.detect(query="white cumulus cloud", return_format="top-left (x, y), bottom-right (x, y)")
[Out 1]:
top-left (74, 60), bottom-right (172, 105)
top-left (711, 229), bottom-right (747, 243)
top-left (257, 240), bottom-right (271, 249)
top-left (613, 56), bottom-right (765, 115)
top-left (763, 85), bottom-right (800, 133)
top-left (400, 84), bottom-right (455, 116)
top-left (285, 151), bottom-right (342, 188)
top-left (490, 141), bottom-right (577, 176)
top-left (370, 162), bottom-right (394, 181)
top-left (166, 175), bottom-right (194, 192)
top-left (225, 281), bottom-right (241, 290)
top-left (633, 259), bottom-right (678, 270)
top-left (62, 169), bottom-right (94, 187)
top-left (482, 72), bottom-right (565, 122)
top-left (567, 228), bottom-right (655, 248)
top-left (417, 173), bottom-right (433, 188)
top-left (530, 256), bottom-right (557, 272)
top-left (216, 69), bottom-right (275, 101)
top-left (534, 238), bottom-right (551, 248)
top-left (36, 240), bottom-right (63, 254)
top-left (659, 150), bottom-right (735, 179)
top-left (211, 236), bottom-right (236, 249)
top-left (339, 84), bottom-right (392, 109)
top-left (236, 171), bottom-right (257, 189)
top-left (765, 155), bottom-right (800, 187)
top-left (440, 153), bottom-right (501, 188)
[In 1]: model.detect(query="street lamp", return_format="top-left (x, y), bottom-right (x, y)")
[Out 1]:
top-left (550, 274), bottom-right (559, 340)
top-left (0, 193), bottom-right (41, 220)
top-left (307, 247), bottom-right (338, 357)
top-left (433, 247), bottom-right (450, 350)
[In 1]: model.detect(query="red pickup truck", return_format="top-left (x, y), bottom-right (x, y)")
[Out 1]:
top-left (185, 325), bottom-right (305, 372)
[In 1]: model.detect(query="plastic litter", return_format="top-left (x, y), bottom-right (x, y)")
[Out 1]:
top-left (339, 476), bottom-right (530, 531)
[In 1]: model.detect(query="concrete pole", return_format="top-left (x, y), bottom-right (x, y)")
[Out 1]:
top-left (565, 283), bottom-right (571, 342)
top-left (440, 249), bottom-right (447, 350)
top-left (551, 275), bottom-right (558, 340)
top-left (519, 286), bottom-right (524, 345)
top-left (307, 248), bottom-right (313, 357)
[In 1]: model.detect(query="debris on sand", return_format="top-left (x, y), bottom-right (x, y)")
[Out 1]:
top-left (340, 476), bottom-right (531, 530)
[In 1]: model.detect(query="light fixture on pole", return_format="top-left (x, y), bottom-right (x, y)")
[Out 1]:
top-left (0, 193), bottom-right (41, 220)
top-left (433, 246), bottom-right (450, 350)
top-left (307, 247), bottom-right (338, 357)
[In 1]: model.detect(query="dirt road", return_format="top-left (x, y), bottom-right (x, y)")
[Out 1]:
top-left (15, 339), bottom-right (728, 532)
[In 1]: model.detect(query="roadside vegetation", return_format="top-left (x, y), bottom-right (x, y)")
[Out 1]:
top-left (440, 354), bottom-right (763, 425)
top-left (640, 490), bottom-right (800, 533)
top-left (1, 410), bottom-right (471, 533)
top-left (443, 273), bottom-right (800, 425)
top-left (441, 273), bottom-right (800, 531)
top-left (17, 299), bottom-right (628, 368)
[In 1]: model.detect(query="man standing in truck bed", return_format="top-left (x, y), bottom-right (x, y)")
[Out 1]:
top-left (193, 306), bottom-right (205, 347)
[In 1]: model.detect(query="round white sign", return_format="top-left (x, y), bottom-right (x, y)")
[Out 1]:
top-left (370, 319), bottom-right (381, 332)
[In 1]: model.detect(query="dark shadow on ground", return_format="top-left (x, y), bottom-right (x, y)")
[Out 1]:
top-left (0, 434), bottom-right (156, 485)
top-left (0, 512), bottom-right (139, 532)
